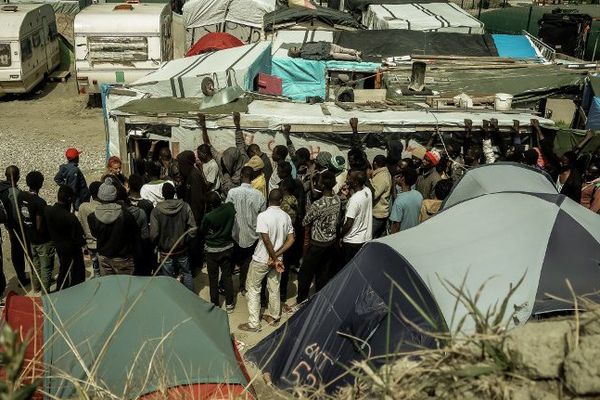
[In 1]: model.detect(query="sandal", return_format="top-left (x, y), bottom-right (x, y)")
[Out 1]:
top-left (262, 315), bottom-right (280, 326)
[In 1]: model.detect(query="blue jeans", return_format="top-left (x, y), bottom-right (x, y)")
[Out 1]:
top-left (162, 254), bottom-right (194, 292)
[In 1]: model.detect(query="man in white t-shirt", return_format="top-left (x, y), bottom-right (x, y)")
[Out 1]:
top-left (238, 188), bottom-right (295, 332)
top-left (339, 170), bottom-right (372, 266)
top-left (197, 144), bottom-right (221, 191)
top-left (140, 162), bottom-right (175, 207)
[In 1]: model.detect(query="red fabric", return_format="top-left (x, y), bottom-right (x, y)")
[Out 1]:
top-left (186, 33), bottom-right (244, 57)
top-left (256, 73), bottom-right (283, 96)
top-left (1, 293), bottom-right (45, 400)
top-left (140, 384), bottom-right (250, 400)
top-left (141, 338), bottom-right (254, 399)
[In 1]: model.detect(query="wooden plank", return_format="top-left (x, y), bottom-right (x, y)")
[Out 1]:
top-left (352, 89), bottom-right (387, 103)
top-left (171, 142), bottom-right (180, 158)
top-left (125, 116), bottom-right (181, 126)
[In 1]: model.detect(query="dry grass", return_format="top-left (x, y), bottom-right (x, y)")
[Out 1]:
top-left (0, 185), bottom-right (258, 399)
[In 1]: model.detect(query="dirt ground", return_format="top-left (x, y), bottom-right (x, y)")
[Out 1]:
top-left (0, 79), bottom-right (291, 396)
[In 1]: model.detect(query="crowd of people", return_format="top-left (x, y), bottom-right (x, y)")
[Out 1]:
top-left (0, 114), bottom-right (598, 331)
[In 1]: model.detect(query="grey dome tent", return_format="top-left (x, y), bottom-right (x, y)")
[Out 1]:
top-left (245, 192), bottom-right (600, 392)
top-left (443, 162), bottom-right (558, 210)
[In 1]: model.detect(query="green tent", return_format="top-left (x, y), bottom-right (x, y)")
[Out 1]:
top-left (41, 276), bottom-right (249, 399)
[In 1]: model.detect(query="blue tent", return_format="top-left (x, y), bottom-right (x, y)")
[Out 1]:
top-left (246, 188), bottom-right (600, 392)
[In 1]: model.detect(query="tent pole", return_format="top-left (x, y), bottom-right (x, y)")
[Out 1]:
top-left (526, 6), bottom-right (533, 33)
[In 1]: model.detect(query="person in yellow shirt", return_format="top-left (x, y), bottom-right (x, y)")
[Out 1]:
top-left (246, 156), bottom-right (267, 199)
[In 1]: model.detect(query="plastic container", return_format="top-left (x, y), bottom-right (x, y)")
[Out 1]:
top-left (494, 93), bottom-right (513, 111)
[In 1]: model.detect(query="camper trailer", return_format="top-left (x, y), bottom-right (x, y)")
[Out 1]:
top-left (74, 2), bottom-right (173, 95)
top-left (0, 4), bottom-right (60, 94)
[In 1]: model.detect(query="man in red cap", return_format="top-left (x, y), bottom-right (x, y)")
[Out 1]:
top-left (416, 150), bottom-right (442, 200)
top-left (54, 148), bottom-right (90, 211)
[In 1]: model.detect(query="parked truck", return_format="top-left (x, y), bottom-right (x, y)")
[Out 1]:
top-left (74, 1), bottom-right (173, 96)
top-left (0, 4), bottom-right (60, 94)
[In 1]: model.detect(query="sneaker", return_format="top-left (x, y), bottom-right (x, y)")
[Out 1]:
top-left (238, 323), bottom-right (260, 332)
top-left (225, 304), bottom-right (235, 314)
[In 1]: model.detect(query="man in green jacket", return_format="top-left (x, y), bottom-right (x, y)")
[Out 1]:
top-left (201, 192), bottom-right (236, 312)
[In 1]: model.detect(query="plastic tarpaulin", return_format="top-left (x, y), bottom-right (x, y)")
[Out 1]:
top-left (106, 92), bottom-right (552, 160)
top-left (130, 42), bottom-right (272, 97)
top-left (264, 6), bottom-right (365, 31)
top-left (492, 34), bottom-right (539, 59)
top-left (385, 65), bottom-right (586, 102)
top-left (346, 0), bottom-right (447, 12)
top-left (363, 3), bottom-right (485, 33)
top-left (6, 0), bottom-right (87, 14)
top-left (333, 30), bottom-right (498, 61)
top-left (271, 57), bottom-right (380, 101)
top-left (182, 0), bottom-right (275, 29)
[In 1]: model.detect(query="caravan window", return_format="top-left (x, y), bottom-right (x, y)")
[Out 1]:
top-left (48, 22), bottom-right (58, 41)
top-left (88, 36), bottom-right (148, 62)
top-left (32, 32), bottom-right (41, 48)
top-left (0, 43), bottom-right (10, 66)
top-left (20, 38), bottom-right (32, 61)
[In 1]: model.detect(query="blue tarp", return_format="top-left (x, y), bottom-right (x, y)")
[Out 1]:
top-left (272, 57), bottom-right (381, 101)
top-left (492, 34), bottom-right (538, 59)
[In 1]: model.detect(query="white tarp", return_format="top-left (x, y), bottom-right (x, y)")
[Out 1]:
top-left (105, 95), bottom-right (553, 159)
top-left (128, 42), bottom-right (272, 98)
top-left (182, 0), bottom-right (275, 29)
top-left (363, 3), bottom-right (485, 34)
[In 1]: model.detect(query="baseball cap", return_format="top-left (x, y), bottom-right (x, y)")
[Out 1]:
top-left (65, 148), bottom-right (82, 161)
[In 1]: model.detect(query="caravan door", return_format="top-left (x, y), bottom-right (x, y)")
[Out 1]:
top-left (42, 16), bottom-right (59, 71)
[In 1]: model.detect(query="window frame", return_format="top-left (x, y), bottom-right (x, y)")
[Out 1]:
top-left (20, 37), bottom-right (32, 61)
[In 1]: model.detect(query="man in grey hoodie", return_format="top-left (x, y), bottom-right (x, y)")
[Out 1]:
top-left (88, 178), bottom-right (140, 275)
top-left (150, 182), bottom-right (197, 292)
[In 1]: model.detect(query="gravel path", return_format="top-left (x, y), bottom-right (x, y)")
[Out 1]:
top-left (0, 80), bottom-right (106, 200)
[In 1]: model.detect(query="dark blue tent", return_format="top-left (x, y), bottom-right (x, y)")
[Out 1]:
top-left (245, 191), bottom-right (600, 392)
top-left (246, 241), bottom-right (443, 391)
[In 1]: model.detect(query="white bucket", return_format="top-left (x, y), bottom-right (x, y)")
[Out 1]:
top-left (494, 93), bottom-right (513, 111)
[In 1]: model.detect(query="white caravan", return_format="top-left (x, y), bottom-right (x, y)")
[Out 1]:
top-left (74, 2), bottom-right (173, 95)
top-left (0, 4), bottom-right (60, 94)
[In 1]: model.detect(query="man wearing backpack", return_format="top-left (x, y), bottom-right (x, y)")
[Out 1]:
top-left (0, 166), bottom-right (30, 287)
top-left (18, 171), bottom-right (54, 293)
top-left (54, 148), bottom-right (90, 211)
